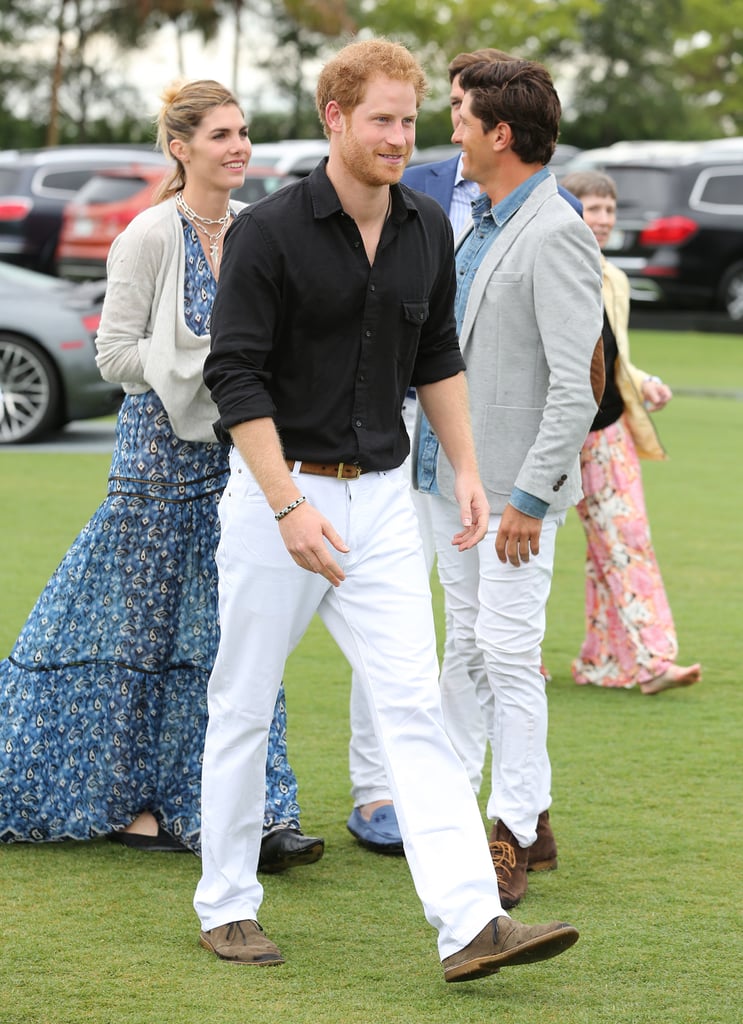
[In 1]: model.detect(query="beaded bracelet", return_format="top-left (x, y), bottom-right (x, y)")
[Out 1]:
top-left (275, 495), bottom-right (307, 521)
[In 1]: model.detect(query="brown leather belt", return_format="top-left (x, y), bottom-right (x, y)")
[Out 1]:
top-left (285, 459), bottom-right (367, 480)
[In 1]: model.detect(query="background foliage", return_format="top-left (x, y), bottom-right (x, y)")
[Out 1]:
top-left (0, 0), bottom-right (741, 149)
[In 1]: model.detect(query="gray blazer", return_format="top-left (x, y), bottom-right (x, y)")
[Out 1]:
top-left (425, 174), bottom-right (603, 514)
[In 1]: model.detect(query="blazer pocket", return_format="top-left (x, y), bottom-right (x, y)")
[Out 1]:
top-left (485, 272), bottom-right (524, 287)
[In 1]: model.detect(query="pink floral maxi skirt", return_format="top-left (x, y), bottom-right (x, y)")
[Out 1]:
top-left (572, 415), bottom-right (677, 688)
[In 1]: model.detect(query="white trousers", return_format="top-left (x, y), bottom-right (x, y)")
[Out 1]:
top-left (429, 494), bottom-right (563, 848)
top-left (348, 396), bottom-right (486, 803)
top-left (194, 453), bottom-right (503, 957)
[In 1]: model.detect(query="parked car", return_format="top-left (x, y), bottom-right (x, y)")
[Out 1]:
top-left (0, 261), bottom-right (121, 443)
top-left (56, 163), bottom-right (300, 281)
top-left (0, 145), bottom-right (169, 275)
top-left (562, 140), bottom-right (743, 319)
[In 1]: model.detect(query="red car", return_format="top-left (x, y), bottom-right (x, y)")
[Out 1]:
top-left (56, 164), bottom-right (299, 281)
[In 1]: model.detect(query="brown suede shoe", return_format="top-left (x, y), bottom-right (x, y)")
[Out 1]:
top-left (199, 920), bottom-right (284, 965)
top-left (528, 810), bottom-right (558, 872)
top-left (489, 820), bottom-right (529, 909)
top-left (443, 916), bottom-right (579, 982)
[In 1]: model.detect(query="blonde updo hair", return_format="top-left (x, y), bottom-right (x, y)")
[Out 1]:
top-left (154, 79), bottom-right (242, 202)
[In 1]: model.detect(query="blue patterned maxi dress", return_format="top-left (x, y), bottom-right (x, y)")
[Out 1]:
top-left (0, 219), bottom-right (300, 852)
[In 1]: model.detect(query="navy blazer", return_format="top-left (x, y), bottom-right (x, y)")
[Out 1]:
top-left (402, 155), bottom-right (460, 214)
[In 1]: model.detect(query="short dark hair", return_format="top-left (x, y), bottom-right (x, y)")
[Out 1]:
top-left (459, 59), bottom-right (561, 166)
top-left (447, 48), bottom-right (515, 83)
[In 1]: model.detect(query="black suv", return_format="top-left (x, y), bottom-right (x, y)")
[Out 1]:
top-left (0, 145), bottom-right (168, 274)
top-left (583, 141), bottom-right (743, 321)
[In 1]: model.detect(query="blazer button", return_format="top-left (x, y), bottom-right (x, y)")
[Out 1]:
top-left (552, 484), bottom-right (560, 492)
top-left (560, 474), bottom-right (568, 482)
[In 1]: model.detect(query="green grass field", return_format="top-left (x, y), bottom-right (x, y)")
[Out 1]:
top-left (1, 329), bottom-right (741, 1024)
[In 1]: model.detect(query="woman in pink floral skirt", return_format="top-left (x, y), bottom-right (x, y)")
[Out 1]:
top-left (561, 171), bottom-right (701, 695)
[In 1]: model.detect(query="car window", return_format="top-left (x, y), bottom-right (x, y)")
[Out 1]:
top-left (609, 167), bottom-right (673, 218)
top-left (75, 175), bottom-right (156, 204)
top-left (0, 168), bottom-right (22, 193)
top-left (232, 174), bottom-right (297, 204)
top-left (35, 168), bottom-right (97, 196)
top-left (689, 167), bottom-right (743, 215)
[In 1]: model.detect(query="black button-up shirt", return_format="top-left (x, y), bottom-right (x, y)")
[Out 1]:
top-left (204, 159), bottom-right (465, 471)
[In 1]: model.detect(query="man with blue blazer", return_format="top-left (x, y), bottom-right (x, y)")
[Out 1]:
top-left (412, 57), bottom-right (602, 910)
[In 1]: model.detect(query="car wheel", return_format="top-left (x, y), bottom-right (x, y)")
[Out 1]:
top-left (720, 261), bottom-right (743, 321)
top-left (0, 332), bottom-right (63, 443)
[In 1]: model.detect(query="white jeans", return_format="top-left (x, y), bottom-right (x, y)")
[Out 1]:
top-left (194, 452), bottom-right (503, 957)
top-left (429, 494), bottom-right (563, 848)
top-left (348, 396), bottom-right (486, 803)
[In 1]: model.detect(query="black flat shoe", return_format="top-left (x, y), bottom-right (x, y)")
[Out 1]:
top-left (258, 828), bottom-right (325, 874)
top-left (108, 825), bottom-right (190, 853)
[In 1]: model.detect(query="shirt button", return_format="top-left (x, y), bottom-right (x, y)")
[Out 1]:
top-left (370, 284), bottom-right (376, 291)
top-left (365, 330), bottom-right (372, 337)
top-left (355, 419), bottom-right (363, 427)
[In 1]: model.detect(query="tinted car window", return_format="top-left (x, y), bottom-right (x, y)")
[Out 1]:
top-left (611, 167), bottom-right (672, 216)
top-left (690, 169), bottom-right (743, 213)
top-left (75, 174), bottom-right (154, 204)
top-left (36, 168), bottom-right (97, 194)
top-left (0, 168), bottom-right (21, 192)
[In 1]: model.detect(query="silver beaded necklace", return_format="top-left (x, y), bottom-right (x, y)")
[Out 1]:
top-left (175, 191), bottom-right (232, 268)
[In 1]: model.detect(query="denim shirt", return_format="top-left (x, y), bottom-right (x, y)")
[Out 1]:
top-left (416, 167), bottom-right (551, 519)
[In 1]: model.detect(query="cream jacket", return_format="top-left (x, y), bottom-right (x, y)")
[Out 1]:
top-left (95, 198), bottom-right (243, 442)
top-left (603, 256), bottom-right (666, 461)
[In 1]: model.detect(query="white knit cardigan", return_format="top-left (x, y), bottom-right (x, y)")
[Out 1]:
top-left (95, 198), bottom-right (243, 442)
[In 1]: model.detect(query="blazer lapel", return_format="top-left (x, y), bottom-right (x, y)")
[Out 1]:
top-left (458, 177), bottom-right (556, 354)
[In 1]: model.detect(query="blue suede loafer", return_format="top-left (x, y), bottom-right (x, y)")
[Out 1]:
top-left (347, 805), bottom-right (404, 856)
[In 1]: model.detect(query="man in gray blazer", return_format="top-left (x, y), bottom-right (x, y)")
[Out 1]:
top-left (413, 58), bottom-right (602, 909)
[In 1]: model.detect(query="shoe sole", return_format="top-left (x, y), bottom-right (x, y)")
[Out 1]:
top-left (199, 933), bottom-right (285, 965)
top-left (444, 925), bottom-right (579, 982)
top-left (258, 839), bottom-right (325, 874)
top-left (347, 825), bottom-right (404, 856)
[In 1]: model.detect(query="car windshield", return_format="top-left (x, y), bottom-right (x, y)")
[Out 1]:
top-left (610, 167), bottom-right (673, 218)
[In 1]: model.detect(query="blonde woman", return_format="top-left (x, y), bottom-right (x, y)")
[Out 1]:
top-left (0, 81), bottom-right (323, 870)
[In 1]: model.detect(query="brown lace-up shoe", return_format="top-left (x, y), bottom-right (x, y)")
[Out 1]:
top-left (489, 820), bottom-right (529, 909)
top-left (199, 920), bottom-right (284, 965)
top-left (443, 916), bottom-right (579, 982)
top-left (528, 810), bottom-right (558, 872)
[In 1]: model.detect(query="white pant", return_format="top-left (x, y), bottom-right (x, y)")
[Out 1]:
top-left (348, 396), bottom-right (486, 802)
top-left (194, 453), bottom-right (503, 957)
top-left (429, 494), bottom-right (563, 848)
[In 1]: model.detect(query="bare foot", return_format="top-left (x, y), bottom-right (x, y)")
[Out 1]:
top-left (640, 663), bottom-right (702, 696)
top-left (122, 811), bottom-right (159, 836)
top-left (357, 799), bottom-right (393, 822)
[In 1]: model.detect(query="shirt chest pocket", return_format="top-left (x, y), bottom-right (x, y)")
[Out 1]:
top-left (401, 300), bottom-right (430, 327)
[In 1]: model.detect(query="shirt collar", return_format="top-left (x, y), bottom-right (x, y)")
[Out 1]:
top-left (308, 157), bottom-right (419, 224)
top-left (474, 166), bottom-right (550, 229)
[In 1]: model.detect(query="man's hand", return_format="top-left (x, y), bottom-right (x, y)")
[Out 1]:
top-left (277, 501), bottom-right (349, 586)
top-left (495, 504), bottom-right (542, 566)
top-left (451, 471), bottom-right (490, 551)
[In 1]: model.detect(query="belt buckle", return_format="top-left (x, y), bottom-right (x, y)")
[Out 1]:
top-left (337, 461), bottom-right (362, 480)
